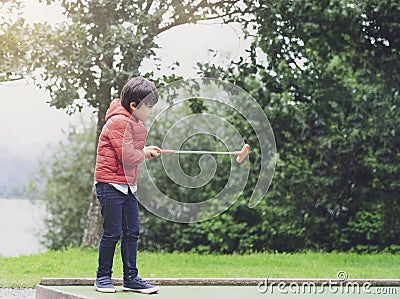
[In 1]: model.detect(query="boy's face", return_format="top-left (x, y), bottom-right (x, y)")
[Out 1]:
top-left (130, 102), bottom-right (155, 122)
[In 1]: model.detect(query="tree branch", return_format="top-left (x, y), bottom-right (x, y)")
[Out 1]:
top-left (196, 10), bottom-right (242, 23)
top-left (155, 0), bottom-right (245, 35)
top-left (155, 0), bottom-right (211, 35)
top-left (144, 0), bottom-right (153, 14)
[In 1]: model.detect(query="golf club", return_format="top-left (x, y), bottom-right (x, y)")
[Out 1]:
top-left (160, 144), bottom-right (250, 163)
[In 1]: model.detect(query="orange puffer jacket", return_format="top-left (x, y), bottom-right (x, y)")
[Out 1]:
top-left (94, 99), bottom-right (147, 186)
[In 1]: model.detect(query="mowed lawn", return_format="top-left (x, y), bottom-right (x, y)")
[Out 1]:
top-left (0, 247), bottom-right (399, 287)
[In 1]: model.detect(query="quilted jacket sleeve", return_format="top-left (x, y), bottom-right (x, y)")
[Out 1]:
top-left (107, 116), bottom-right (145, 167)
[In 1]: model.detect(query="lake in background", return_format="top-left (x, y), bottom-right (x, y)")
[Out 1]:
top-left (0, 198), bottom-right (46, 257)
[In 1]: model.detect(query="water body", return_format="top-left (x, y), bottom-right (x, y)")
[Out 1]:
top-left (0, 198), bottom-right (46, 257)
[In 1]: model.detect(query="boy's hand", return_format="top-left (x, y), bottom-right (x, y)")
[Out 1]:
top-left (144, 146), bottom-right (161, 160)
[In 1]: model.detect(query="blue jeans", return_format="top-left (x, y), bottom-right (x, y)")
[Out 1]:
top-left (95, 182), bottom-right (139, 279)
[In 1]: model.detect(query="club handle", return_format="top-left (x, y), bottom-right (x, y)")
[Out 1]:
top-left (160, 149), bottom-right (176, 154)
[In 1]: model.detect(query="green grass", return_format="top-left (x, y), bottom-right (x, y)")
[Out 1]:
top-left (0, 247), bottom-right (399, 288)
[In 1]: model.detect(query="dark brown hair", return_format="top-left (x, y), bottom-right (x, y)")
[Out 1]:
top-left (120, 77), bottom-right (158, 112)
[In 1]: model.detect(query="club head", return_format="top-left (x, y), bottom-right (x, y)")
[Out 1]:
top-left (236, 144), bottom-right (250, 163)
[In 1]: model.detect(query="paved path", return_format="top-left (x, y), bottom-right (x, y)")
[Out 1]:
top-left (0, 288), bottom-right (35, 299)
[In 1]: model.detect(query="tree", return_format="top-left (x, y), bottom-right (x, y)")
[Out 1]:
top-left (234, 0), bottom-right (400, 251)
top-left (174, 0), bottom-right (400, 253)
top-left (0, 0), bottom-right (247, 247)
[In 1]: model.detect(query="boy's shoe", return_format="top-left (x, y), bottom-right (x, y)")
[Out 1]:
top-left (94, 276), bottom-right (116, 293)
top-left (123, 276), bottom-right (160, 294)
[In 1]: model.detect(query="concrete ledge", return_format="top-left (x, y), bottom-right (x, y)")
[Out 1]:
top-left (39, 277), bottom-right (400, 287)
top-left (36, 279), bottom-right (400, 299)
top-left (36, 285), bottom-right (87, 299)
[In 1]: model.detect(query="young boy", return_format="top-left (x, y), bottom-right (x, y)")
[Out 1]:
top-left (94, 77), bottom-right (160, 294)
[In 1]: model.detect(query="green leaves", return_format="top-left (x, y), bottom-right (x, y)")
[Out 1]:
top-left (242, 0), bottom-right (400, 252)
top-left (0, 1), bottom-right (30, 81)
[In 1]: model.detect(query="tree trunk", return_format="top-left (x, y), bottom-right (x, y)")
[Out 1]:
top-left (82, 185), bottom-right (102, 247)
top-left (82, 90), bottom-right (109, 247)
